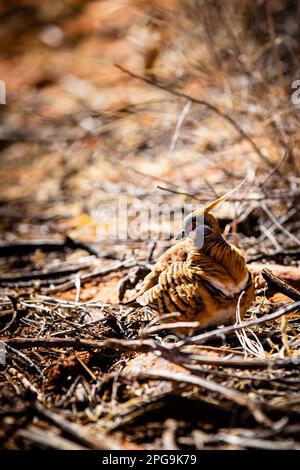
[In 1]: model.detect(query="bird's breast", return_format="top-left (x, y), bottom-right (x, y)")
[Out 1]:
top-left (204, 270), bottom-right (252, 298)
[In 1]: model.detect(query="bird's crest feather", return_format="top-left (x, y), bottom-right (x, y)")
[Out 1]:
top-left (193, 177), bottom-right (247, 216)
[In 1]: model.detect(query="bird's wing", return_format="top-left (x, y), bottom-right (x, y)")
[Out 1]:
top-left (188, 249), bottom-right (250, 298)
top-left (131, 238), bottom-right (193, 300)
top-left (136, 260), bottom-right (204, 318)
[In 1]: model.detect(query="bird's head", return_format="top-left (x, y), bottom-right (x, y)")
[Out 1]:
top-left (175, 181), bottom-right (245, 248)
top-left (175, 198), bottom-right (222, 246)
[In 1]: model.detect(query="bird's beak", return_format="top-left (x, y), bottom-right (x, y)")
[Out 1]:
top-left (175, 229), bottom-right (185, 240)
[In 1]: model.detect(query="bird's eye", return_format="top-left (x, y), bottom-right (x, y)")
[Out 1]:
top-left (203, 224), bottom-right (211, 236)
top-left (190, 215), bottom-right (198, 231)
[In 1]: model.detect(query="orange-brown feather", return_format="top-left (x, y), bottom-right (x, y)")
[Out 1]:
top-left (129, 238), bottom-right (193, 301)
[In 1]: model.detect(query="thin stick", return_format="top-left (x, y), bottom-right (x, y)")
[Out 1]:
top-left (170, 100), bottom-right (192, 151)
top-left (5, 344), bottom-right (44, 378)
top-left (0, 296), bottom-right (17, 333)
top-left (259, 151), bottom-right (288, 187)
top-left (235, 292), bottom-right (265, 358)
top-left (141, 320), bottom-right (200, 336)
top-left (259, 224), bottom-right (283, 252)
top-left (157, 185), bottom-right (201, 200)
top-left (180, 300), bottom-right (300, 347)
top-left (261, 203), bottom-right (300, 247)
top-left (214, 431), bottom-right (300, 450)
top-left (157, 183), bottom-right (295, 203)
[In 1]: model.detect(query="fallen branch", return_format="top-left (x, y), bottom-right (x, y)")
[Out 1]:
top-left (32, 402), bottom-right (123, 450)
top-left (0, 336), bottom-right (158, 354)
top-left (0, 236), bottom-right (99, 258)
top-left (0, 261), bottom-right (92, 284)
top-left (125, 368), bottom-right (270, 426)
top-left (1, 335), bottom-right (296, 369)
top-left (262, 268), bottom-right (300, 301)
top-left (41, 258), bottom-right (137, 294)
top-left (18, 426), bottom-right (88, 450)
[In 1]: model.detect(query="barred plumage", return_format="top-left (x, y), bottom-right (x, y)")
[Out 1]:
top-left (129, 189), bottom-right (255, 330)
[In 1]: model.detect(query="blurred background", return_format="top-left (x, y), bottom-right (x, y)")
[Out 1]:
top-left (0, 0), bottom-right (300, 300)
